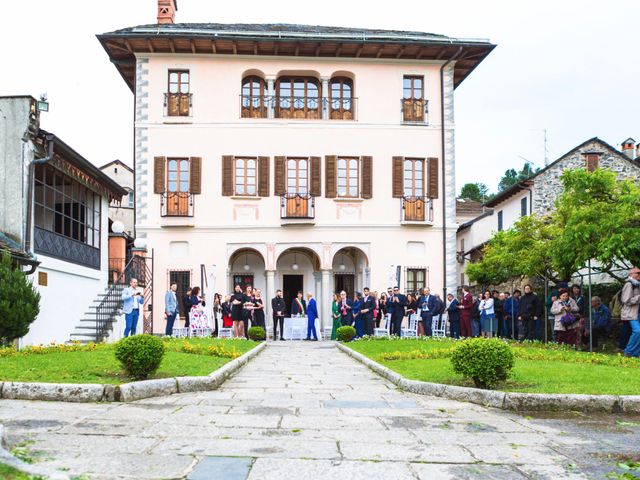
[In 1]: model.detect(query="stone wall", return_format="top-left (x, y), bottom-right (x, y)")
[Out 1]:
top-left (532, 139), bottom-right (639, 213)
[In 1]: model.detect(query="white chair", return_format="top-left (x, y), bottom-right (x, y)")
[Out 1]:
top-left (432, 313), bottom-right (447, 338)
top-left (190, 327), bottom-right (213, 338)
top-left (218, 327), bottom-right (233, 338)
top-left (374, 314), bottom-right (391, 337)
top-left (401, 314), bottom-right (419, 338)
top-left (171, 327), bottom-right (189, 338)
top-left (290, 325), bottom-right (304, 340)
top-left (323, 326), bottom-right (333, 340)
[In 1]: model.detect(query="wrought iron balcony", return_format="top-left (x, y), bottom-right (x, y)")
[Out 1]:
top-left (401, 98), bottom-right (428, 123)
top-left (281, 193), bottom-right (315, 219)
top-left (164, 92), bottom-right (193, 117)
top-left (239, 95), bottom-right (357, 120)
top-left (402, 196), bottom-right (433, 222)
top-left (328, 97), bottom-right (356, 120)
top-left (161, 191), bottom-right (194, 217)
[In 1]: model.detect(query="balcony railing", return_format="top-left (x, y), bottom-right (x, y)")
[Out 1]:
top-left (164, 92), bottom-right (193, 117)
top-left (402, 196), bottom-right (434, 222)
top-left (401, 98), bottom-right (428, 123)
top-left (239, 95), bottom-right (357, 120)
top-left (161, 192), bottom-right (194, 217)
top-left (281, 193), bottom-right (315, 219)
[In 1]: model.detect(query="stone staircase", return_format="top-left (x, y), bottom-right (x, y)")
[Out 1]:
top-left (69, 283), bottom-right (125, 343)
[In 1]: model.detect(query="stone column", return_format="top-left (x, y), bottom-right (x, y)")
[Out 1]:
top-left (266, 270), bottom-right (275, 336)
top-left (321, 77), bottom-right (330, 120)
top-left (321, 269), bottom-right (332, 335)
top-left (266, 77), bottom-right (276, 119)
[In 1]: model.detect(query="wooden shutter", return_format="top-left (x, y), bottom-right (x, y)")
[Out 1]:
top-left (585, 154), bottom-right (599, 172)
top-left (258, 156), bottom-right (270, 197)
top-left (274, 156), bottom-right (286, 196)
top-left (361, 156), bottom-right (373, 199)
top-left (392, 156), bottom-right (404, 198)
top-left (222, 155), bottom-right (234, 196)
top-left (310, 156), bottom-right (321, 197)
top-left (154, 156), bottom-right (166, 193)
top-left (427, 157), bottom-right (439, 198)
top-left (189, 157), bottom-right (201, 194)
top-left (325, 155), bottom-right (337, 198)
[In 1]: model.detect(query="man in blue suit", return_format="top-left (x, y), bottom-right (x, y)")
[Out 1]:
top-left (122, 278), bottom-right (144, 337)
top-left (419, 287), bottom-right (437, 336)
top-left (304, 292), bottom-right (318, 341)
top-left (164, 282), bottom-right (178, 336)
top-left (387, 286), bottom-right (407, 336)
top-left (338, 290), bottom-right (353, 326)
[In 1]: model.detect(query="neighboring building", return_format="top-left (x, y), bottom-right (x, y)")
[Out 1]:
top-left (456, 198), bottom-right (487, 224)
top-left (458, 137), bottom-right (640, 286)
top-left (0, 96), bottom-right (127, 345)
top-left (98, 0), bottom-right (494, 333)
top-left (100, 159), bottom-right (135, 235)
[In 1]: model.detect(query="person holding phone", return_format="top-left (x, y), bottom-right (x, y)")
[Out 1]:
top-left (122, 278), bottom-right (144, 337)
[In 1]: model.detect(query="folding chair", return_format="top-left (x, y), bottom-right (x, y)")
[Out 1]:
top-left (401, 314), bottom-right (419, 338)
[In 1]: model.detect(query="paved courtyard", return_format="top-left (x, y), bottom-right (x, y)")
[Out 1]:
top-left (1, 342), bottom-right (638, 479)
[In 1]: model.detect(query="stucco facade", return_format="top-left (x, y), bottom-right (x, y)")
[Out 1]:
top-left (100, 160), bottom-right (135, 235)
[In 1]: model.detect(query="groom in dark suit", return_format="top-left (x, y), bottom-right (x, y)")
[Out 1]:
top-left (386, 286), bottom-right (407, 336)
top-left (361, 287), bottom-right (376, 336)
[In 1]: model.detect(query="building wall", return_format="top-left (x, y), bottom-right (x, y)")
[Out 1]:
top-left (100, 162), bottom-right (135, 235)
top-left (135, 54), bottom-right (459, 333)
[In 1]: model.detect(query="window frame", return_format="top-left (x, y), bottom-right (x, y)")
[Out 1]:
top-left (520, 197), bottom-right (528, 217)
top-left (241, 76), bottom-right (267, 118)
top-left (276, 77), bottom-right (322, 118)
top-left (405, 268), bottom-right (427, 295)
top-left (497, 210), bottom-right (504, 231)
top-left (329, 77), bottom-right (354, 119)
top-left (166, 158), bottom-right (190, 193)
top-left (336, 156), bottom-right (360, 198)
top-left (403, 75), bottom-right (424, 100)
top-left (167, 69), bottom-right (191, 116)
top-left (233, 157), bottom-right (258, 196)
top-left (403, 158), bottom-right (425, 197)
top-left (286, 157), bottom-right (310, 195)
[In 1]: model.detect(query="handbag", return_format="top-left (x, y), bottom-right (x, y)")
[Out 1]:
top-left (560, 312), bottom-right (578, 328)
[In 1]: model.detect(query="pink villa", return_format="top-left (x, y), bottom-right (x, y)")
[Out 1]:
top-left (98, 0), bottom-right (494, 334)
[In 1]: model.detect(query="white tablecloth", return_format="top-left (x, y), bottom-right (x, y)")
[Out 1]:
top-left (283, 316), bottom-right (319, 340)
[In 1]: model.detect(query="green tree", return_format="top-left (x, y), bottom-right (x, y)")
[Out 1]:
top-left (460, 182), bottom-right (491, 202)
top-left (466, 168), bottom-right (640, 284)
top-left (498, 163), bottom-right (540, 192)
top-left (0, 253), bottom-right (41, 346)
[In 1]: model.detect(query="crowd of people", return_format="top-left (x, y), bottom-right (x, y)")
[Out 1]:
top-left (157, 266), bottom-right (640, 357)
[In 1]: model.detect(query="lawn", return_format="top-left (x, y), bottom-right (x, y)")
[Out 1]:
top-left (0, 338), bottom-right (258, 385)
top-left (347, 338), bottom-right (640, 395)
top-left (0, 463), bottom-right (39, 480)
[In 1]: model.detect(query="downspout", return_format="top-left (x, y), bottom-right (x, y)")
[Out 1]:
top-left (440, 47), bottom-right (463, 299)
top-left (25, 133), bottom-right (54, 253)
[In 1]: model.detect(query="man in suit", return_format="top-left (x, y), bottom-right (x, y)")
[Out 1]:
top-left (291, 290), bottom-right (307, 317)
top-left (338, 290), bottom-right (353, 326)
top-left (446, 293), bottom-right (461, 338)
top-left (387, 286), bottom-right (407, 336)
top-left (122, 278), bottom-right (144, 337)
top-left (459, 286), bottom-right (474, 337)
top-left (272, 289), bottom-right (287, 341)
top-left (418, 287), bottom-right (437, 336)
top-left (361, 287), bottom-right (376, 336)
top-left (305, 292), bottom-right (319, 341)
top-left (164, 282), bottom-right (178, 336)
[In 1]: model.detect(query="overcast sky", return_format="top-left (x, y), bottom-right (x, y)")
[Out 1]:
top-left (2, 0), bottom-right (639, 193)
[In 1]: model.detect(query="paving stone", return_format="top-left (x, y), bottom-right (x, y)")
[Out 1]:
top-left (411, 463), bottom-right (526, 479)
top-left (188, 456), bottom-right (253, 480)
top-left (340, 441), bottom-right (475, 463)
top-left (465, 444), bottom-right (569, 465)
top-left (247, 458), bottom-right (417, 480)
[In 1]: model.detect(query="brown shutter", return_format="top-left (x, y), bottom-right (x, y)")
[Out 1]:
top-left (189, 157), bottom-right (202, 194)
top-left (325, 155), bottom-right (337, 198)
top-left (361, 156), bottom-right (373, 199)
top-left (585, 154), bottom-right (599, 172)
top-left (310, 156), bottom-right (321, 197)
top-left (392, 156), bottom-right (404, 198)
top-left (154, 156), bottom-right (166, 194)
top-left (222, 155), bottom-right (233, 196)
top-left (427, 157), bottom-right (439, 198)
top-left (274, 156), bottom-right (286, 196)
top-left (258, 156), bottom-right (270, 197)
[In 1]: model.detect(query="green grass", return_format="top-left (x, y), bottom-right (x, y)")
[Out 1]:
top-left (0, 338), bottom-right (257, 385)
top-left (0, 463), bottom-right (41, 480)
top-left (347, 338), bottom-right (640, 395)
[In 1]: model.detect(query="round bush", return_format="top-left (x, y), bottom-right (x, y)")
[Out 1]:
top-left (336, 326), bottom-right (356, 342)
top-left (450, 338), bottom-right (515, 389)
top-left (115, 334), bottom-right (165, 380)
top-left (247, 326), bottom-right (266, 341)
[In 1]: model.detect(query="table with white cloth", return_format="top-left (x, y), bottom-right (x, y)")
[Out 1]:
top-left (283, 316), bottom-right (319, 340)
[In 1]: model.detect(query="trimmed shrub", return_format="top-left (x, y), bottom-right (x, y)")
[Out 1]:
top-left (115, 334), bottom-right (165, 380)
top-left (0, 252), bottom-right (40, 346)
top-left (450, 338), bottom-right (515, 389)
top-left (247, 326), bottom-right (266, 341)
top-left (336, 326), bottom-right (356, 342)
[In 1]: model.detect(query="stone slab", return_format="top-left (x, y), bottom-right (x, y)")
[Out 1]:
top-left (621, 395), bottom-right (640, 413)
top-left (1, 382), bottom-right (106, 403)
top-left (411, 463), bottom-right (526, 480)
top-left (248, 458), bottom-right (417, 480)
top-left (188, 456), bottom-right (253, 480)
top-left (503, 393), bottom-right (621, 412)
top-left (176, 375), bottom-right (219, 393)
top-left (117, 378), bottom-right (178, 402)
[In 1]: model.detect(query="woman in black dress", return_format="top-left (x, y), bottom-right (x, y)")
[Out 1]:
top-left (253, 289), bottom-right (266, 329)
top-left (231, 284), bottom-right (245, 338)
top-left (242, 286), bottom-right (255, 339)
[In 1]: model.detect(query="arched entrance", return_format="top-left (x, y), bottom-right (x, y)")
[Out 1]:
top-left (228, 248), bottom-right (266, 294)
top-left (276, 247), bottom-right (321, 314)
top-left (332, 247), bottom-right (369, 297)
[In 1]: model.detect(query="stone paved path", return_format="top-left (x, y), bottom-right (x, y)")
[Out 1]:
top-left (1, 342), bottom-right (638, 479)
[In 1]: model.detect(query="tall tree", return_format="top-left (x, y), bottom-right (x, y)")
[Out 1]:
top-left (460, 182), bottom-right (491, 202)
top-left (498, 163), bottom-right (540, 192)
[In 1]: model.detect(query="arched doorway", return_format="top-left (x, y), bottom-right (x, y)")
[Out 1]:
top-left (276, 247), bottom-right (321, 314)
top-left (228, 248), bottom-right (266, 294)
top-left (332, 247), bottom-right (369, 297)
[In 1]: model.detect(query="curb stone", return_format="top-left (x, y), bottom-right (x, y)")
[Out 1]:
top-left (336, 342), bottom-right (639, 413)
top-left (0, 341), bottom-right (267, 404)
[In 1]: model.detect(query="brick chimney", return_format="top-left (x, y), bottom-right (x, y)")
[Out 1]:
top-left (157, 0), bottom-right (177, 24)
top-left (621, 137), bottom-right (635, 159)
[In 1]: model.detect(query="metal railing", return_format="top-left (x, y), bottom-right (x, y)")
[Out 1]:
top-left (401, 98), bottom-right (428, 123)
top-left (164, 92), bottom-right (193, 117)
top-left (161, 191), bottom-right (194, 217)
top-left (402, 196), bottom-right (434, 222)
top-left (280, 193), bottom-right (315, 219)
top-left (239, 95), bottom-right (357, 120)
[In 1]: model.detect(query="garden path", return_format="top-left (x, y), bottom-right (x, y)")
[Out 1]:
top-left (0, 341), bottom-right (637, 479)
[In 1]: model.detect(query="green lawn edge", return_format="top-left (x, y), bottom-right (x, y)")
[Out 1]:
top-left (0, 338), bottom-right (260, 386)
top-left (345, 338), bottom-right (640, 396)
